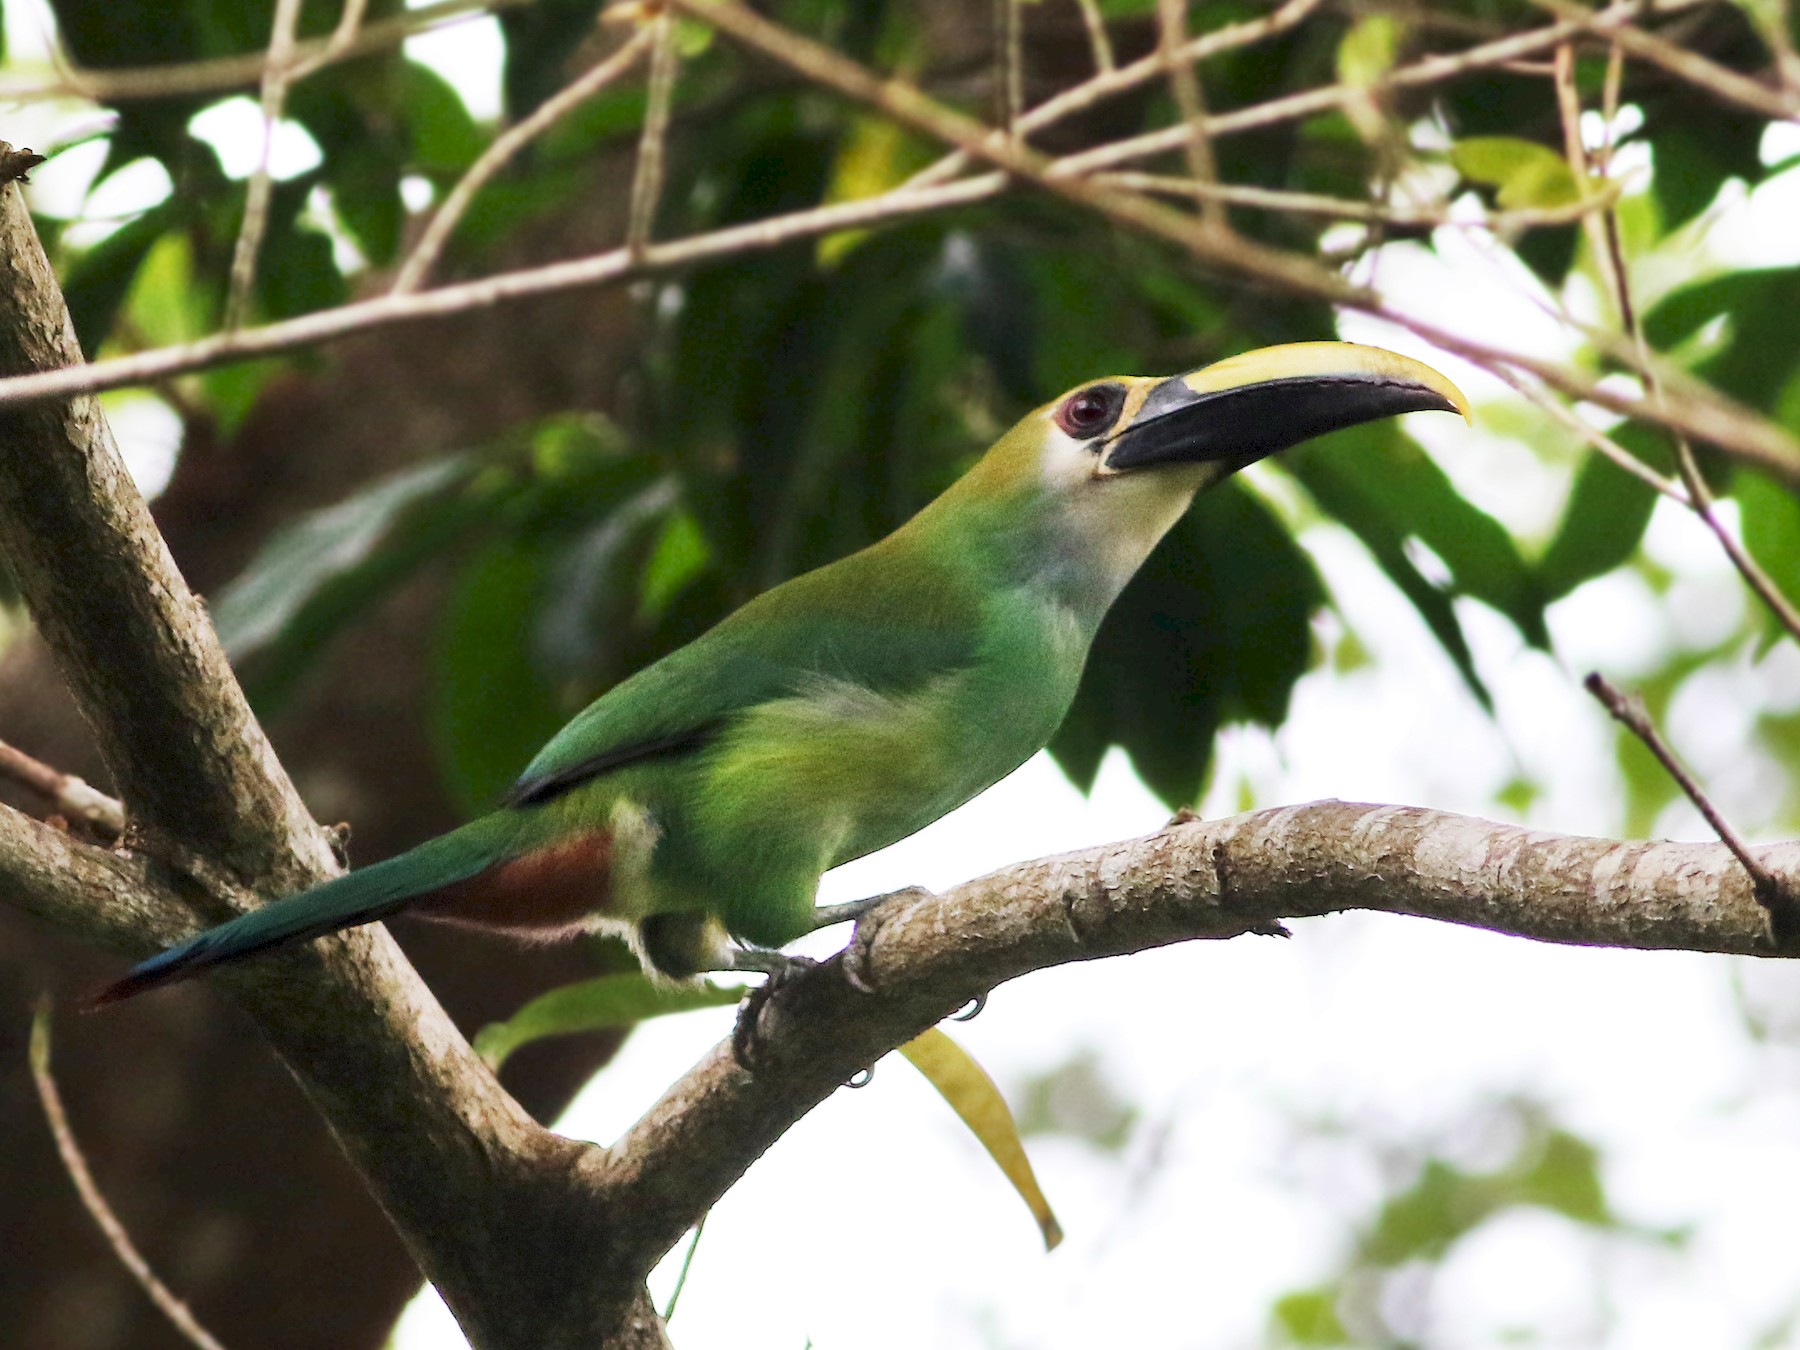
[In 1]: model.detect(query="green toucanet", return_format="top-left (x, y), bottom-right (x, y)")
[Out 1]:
top-left (92, 341), bottom-right (1467, 1006)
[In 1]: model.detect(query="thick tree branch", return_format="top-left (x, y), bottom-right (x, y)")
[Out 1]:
top-left (0, 184), bottom-right (669, 1350)
top-left (575, 800), bottom-right (1799, 1294)
top-left (0, 184), bottom-right (332, 884)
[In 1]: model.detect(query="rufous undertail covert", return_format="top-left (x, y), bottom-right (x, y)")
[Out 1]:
top-left (92, 342), bottom-right (1469, 1007)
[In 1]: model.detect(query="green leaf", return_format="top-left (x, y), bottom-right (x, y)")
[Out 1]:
top-left (1270, 1286), bottom-right (1349, 1346)
top-left (1288, 420), bottom-right (1548, 692)
top-left (1645, 267), bottom-right (1800, 413)
top-left (1337, 14), bottom-right (1401, 89)
top-left (215, 457), bottom-right (486, 713)
top-left (899, 1026), bottom-right (1063, 1251)
top-left (433, 535), bottom-right (572, 811)
top-left (475, 973), bottom-right (744, 1071)
top-left (1736, 469), bottom-right (1800, 642)
top-left (1450, 135), bottom-right (1581, 210)
top-left (1537, 424), bottom-right (1664, 600)
top-left (401, 61), bottom-right (484, 175)
top-left (1053, 481), bottom-right (1323, 805)
top-left (216, 457), bottom-right (473, 659)
top-left (61, 201), bottom-right (172, 355)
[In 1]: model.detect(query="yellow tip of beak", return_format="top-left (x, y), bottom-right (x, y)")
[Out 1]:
top-left (1182, 341), bottom-right (1472, 425)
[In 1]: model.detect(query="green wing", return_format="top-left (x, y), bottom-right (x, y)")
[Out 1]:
top-left (509, 538), bottom-right (982, 804)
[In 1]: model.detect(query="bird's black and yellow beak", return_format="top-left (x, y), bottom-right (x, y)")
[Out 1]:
top-left (1102, 342), bottom-right (1470, 475)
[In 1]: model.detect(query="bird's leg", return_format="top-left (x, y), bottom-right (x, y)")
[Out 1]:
top-left (814, 884), bottom-right (935, 994)
top-left (727, 946), bottom-right (818, 1071)
top-left (805, 884), bottom-right (932, 933)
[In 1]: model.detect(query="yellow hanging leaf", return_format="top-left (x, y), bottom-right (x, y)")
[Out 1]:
top-left (899, 1025), bottom-right (1064, 1250)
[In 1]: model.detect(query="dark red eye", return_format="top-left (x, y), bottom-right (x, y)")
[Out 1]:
top-left (1054, 384), bottom-right (1124, 439)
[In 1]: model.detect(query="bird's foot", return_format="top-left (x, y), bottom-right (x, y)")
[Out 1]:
top-left (832, 884), bottom-right (934, 994)
top-left (728, 948), bottom-right (818, 1071)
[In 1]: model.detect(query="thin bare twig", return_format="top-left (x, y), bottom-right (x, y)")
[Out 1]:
top-left (30, 1003), bottom-right (232, 1350)
top-left (223, 0), bottom-right (307, 331)
top-left (1556, 40), bottom-right (1800, 643)
top-left (1074, 0), bottom-right (1116, 74)
top-left (627, 12), bottom-right (681, 259)
top-left (1096, 169), bottom-right (1620, 228)
top-left (1488, 367), bottom-right (1688, 500)
top-left (1156, 0), bottom-right (1225, 228)
top-left (1583, 674), bottom-right (1799, 937)
top-left (0, 0), bottom-right (526, 102)
top-left (0, 173), bottom-right (1005, 409)
top-left (903, 0), bottom-right (1323, 192)
top-left (0, 737), bottom-right (124, 840)
top-left (1553, 43), bottom-right (1631, 333)
top-left (288, 0), bottom-right (371, 81)
top-left (1050, 0), bottom-right (1716, 177)
top-left (393, 27), bottom-right (655, 294)
top-left (997, 0), bottom-right (1024, 138)
top-left (1531, 0), bottom-right (1800, 121)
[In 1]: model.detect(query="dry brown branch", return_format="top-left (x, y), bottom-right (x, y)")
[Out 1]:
top-left (903, 0), bottom-right (1324, 191)
top-left (0, 736), bottom-right (123, 839)
top-left (223, 0), bottom-right (307, 331)
top-left (0, 0), bottom-right (528, 102)
top-left (392, 27), bottom-right (656, 294)
top-left (1050, 0), bottom-right (1717, 175)
top-left (30, 1004), bottom-right (232, 1350)
top-left (627, 12), bottom-right (681, 258)
top-left (1156, 0), bottom-right (1225, 228)
top-left (1096, 169), bottom-right (1619, 228)
top-left (1554, 42), bottom-right (1800, 643)
top-left (289, 0), bottom-right (372, 82)
top-left (1486, 367), bottom-right (1688, 502)
top-left (1584, 675), bottom-right (1799, 935)
top-left (0, 173), bottom-right (1004, 409)
top-left (1074, 0), bottom-right (1117, 74)
top-left (1532, 0), bottom-right (1800, 120)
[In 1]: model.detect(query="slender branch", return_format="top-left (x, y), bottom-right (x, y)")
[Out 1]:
top-left (1486, 366), bottom-right (1687, 502)
top-left (903, 0), bottom-right (1324, 191)
top-left (1583, 674), bottom-right (1799, 936)
top-left (0, 736), bottom-right (124, 839)
top-left (585, 800), bottom-right (1800, 1276)
top-left (1554, 44), bottom-right (1800, 643)
top-left (1095, 169), bottom-right (1619, 228)
top-left (1156, 0), bottom-right (1225, 228)
top-left (289, 0), bottom-right (372, 81)
top-left (997, 0), bottom-right (1023, 137)
top-left (1048, 0), bottom-right (1715, 176)
top-left (30, 1004), bottom-right (232, 1350)
top-left (1532, 0), bottom-right (1800, 120)
top-left (1074, 0), bottom-right (1116, 74)
top-left (0, 174), bottom-right (1003, 409)
top-left (223, 0), bottom-right (308, 331)
top-left (0, 0), bottom-right (530, 102)
top-left (626, 12), bottom-right (681, 259)
top-left (662, 0), bottom-right (1359, 299)
top-left (392, 27), bottom-right (656, 294)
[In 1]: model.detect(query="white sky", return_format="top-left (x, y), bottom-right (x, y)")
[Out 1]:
top-left (6, 6), bottom-right (1800, 1348)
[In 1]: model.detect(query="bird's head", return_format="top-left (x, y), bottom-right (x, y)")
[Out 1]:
top-left (951, 340), bottom-right (1469, 594)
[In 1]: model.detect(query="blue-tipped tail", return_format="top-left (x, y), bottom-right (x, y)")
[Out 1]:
top-left (86, 821), bottom-right (513, 1007)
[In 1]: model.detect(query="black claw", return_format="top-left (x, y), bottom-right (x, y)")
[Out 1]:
top-left (729, 954), bottom-right (818, 1072)
top-left (951, 994), bottom-right (986, 1022)
top-left (845, 1066), bottom-right (875, 1089)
